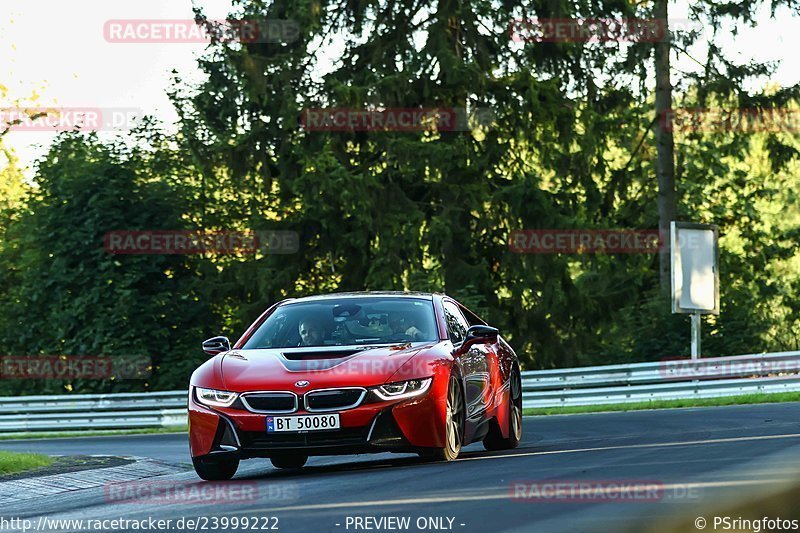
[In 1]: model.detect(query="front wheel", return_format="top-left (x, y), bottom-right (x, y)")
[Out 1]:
top-left (430, 375), bottom-right (464, 461)
top-left (192, 456), bottom-right (239, 481)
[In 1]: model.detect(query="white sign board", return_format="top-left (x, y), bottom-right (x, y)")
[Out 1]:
top-left (671, 222), bottom-right (719, 315)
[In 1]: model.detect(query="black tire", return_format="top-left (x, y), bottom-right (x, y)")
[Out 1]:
top-left (192, 456), bottom-right (239, 481)
top-left (483, 368), bottom-right (523, 451)
top-left (431, 375), bottom-right (464, 461)
top-left (270, 453), bottom-right (308, 469)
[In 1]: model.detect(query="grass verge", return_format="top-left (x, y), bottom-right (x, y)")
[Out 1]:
top-left (523, 391), bottom-right (800, 416)
top-left (0, 450), bottom-right (53, 475)
top-left (0, 425), bottom-right (187, 441)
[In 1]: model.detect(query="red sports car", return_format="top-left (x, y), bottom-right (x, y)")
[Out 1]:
top-left (188, 292), bottom-right (523, 480)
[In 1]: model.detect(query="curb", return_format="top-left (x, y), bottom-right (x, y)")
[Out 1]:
top-left (0, 456), bottom-right (188, 508)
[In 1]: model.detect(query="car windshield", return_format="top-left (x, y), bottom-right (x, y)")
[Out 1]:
top-left (241, 297), bottom-right (439, 349)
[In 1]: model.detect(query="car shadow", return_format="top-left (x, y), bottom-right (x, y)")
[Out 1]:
top-left (235, 444), bottom-right (543, 481)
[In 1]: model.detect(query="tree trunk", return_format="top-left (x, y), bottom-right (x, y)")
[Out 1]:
top-left (654, 0), bottom-right (677, 291)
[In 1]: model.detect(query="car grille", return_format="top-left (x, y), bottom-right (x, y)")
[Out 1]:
top-left (241, 392), bottom-right (297, 413)
top-left (239, 427), bottom-right (368, 450)
top-left (304, 388), bottom-right (365, 412)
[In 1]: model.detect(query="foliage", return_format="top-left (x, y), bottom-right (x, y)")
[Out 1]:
top-left (2, 1), bottom-right (800, 393)
top-left (0, 134), bottom-right (214, 394)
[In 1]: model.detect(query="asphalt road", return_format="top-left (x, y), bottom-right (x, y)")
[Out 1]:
top-left (4, 402), bottom-right (800, 532)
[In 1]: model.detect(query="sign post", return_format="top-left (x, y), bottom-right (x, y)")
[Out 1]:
top-left (690, 312), bottom-right (701, 359)
top-left (670, 222), bottom-right (719, 360)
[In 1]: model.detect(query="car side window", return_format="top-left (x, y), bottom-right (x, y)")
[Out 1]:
top-left (443, 301), bottom-right (469, 344)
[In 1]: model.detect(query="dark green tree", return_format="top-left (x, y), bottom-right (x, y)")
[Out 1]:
top-left (0, 133), bottom-right (213, 393)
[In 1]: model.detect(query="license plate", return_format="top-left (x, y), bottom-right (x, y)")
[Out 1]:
top-left (266, 414), bottom-right (340, 432)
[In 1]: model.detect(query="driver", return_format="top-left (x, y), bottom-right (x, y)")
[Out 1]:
top-left (298, 318), bottom-right (324, 346)
top-left (387, 311), bottom-right (425, 341)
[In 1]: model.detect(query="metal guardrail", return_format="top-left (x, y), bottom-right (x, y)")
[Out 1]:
top-left (0, 391), bottom-right (187, 433)
top-left (521, 350), bottom-right (800, 408)
top-left (2, 350), bottom-right (800, 432)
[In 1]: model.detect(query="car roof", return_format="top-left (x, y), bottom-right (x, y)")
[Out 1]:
top-left (284, 291), bottom-right (439, 304)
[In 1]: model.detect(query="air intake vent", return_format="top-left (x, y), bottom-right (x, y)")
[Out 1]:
top-left (241, 392), bottom-right (297, 413)
top-left (281, 350), bottom-right (360, 360)
top-left (305, 388), bottom-right (366, 412)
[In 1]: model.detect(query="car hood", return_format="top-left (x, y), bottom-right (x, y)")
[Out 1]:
top-left (219, 343), bottom-right (436, 392)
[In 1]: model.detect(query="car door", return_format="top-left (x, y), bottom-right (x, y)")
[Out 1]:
top-left (443, 300), bottom-right (490, 421)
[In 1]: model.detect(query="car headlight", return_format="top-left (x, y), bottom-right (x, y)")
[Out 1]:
top-left (195, 387), bottom-right (239, 408)
top-left (373, 378), bottom-right (432, 400)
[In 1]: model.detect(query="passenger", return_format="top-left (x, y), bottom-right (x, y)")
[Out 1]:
top-left (298, 318), bottom-right (324, 346)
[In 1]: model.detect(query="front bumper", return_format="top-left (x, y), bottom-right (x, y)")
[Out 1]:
top-left (188, 385), bottom-right (446, 459)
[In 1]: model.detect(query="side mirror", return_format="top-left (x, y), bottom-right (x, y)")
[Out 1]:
top-left (202, 336), bottom-right (231, 356)
top-left (454, 325), bottom-right (499, 354)
top-left (465, 325), bottom-right (499, 344)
